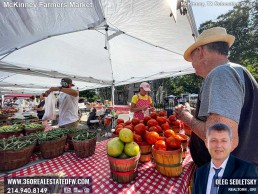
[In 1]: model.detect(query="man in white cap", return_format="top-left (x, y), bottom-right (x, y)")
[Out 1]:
top-left (130, 82), bottom-right (154, 120)
top-left (174, 27), bottom-right (258, 168)
top-left (45, 78), bottom-right (79, 128)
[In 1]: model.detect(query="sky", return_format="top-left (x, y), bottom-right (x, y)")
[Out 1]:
top-left (190, 0), bottom-right (244, 28)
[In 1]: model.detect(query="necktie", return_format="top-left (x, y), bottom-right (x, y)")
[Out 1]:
top-left (210, 167), bottom-right (222, 194)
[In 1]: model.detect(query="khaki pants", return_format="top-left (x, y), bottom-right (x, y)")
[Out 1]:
top-left (60, 120), bottom-right (79, 128)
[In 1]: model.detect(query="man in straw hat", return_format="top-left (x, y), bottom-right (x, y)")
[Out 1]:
top-left (174, 27), bottom-right (258, 168)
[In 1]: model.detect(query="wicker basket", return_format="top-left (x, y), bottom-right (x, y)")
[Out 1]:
top-left (72, 136), bottom-right (97, 158)
top-left (39, 135), bottom-right (67, 159)
top-left (108, 153), bottom-right (140, 183)
top-left (152, 146), bottom-right (182, 177)
top-left (137, 141), bottom-right (152, 163)
top-left (0, 144), bottom-right (36, 171)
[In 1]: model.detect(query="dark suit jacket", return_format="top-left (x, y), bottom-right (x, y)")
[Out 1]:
top-left (192, 155), bottom-right (257, 194)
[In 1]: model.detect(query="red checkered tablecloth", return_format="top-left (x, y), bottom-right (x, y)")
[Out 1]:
top-left (1, 140), bottom-right (196, 194)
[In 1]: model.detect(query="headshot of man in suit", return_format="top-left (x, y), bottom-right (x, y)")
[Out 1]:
top-left (192, 123), bottom-right (257, 194)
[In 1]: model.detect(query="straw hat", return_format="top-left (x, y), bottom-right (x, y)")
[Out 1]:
top-left (184, 27), bottom-right (235, 62)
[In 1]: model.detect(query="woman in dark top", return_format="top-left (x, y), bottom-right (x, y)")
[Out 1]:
top-left (87, 108), bottom-right (98, 126)
top-left (34, 94), bottom-right (45, 120)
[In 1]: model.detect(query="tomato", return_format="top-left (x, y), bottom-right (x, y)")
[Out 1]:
top-left (149, 126), bottom-right (157, 132)
top-left (116, 119), bottom-right (124, 124)
top-left (134, 123), bottom-right (147, 135)
top-left (146, 131), bottom-right (160, 145)
top-left (125, 120), bottom-right (132, 125)
top-left (158, 136), bottom-right (166, 141)
top-left (166, 119), bottom-right (171, 125)
top-left (159, 111), bottom-right (167, 117)
top-left (164, 129), bottom-right (175, 138)
top-left (124, 125), bottom-right (133, 131)
top-left (131, 118), bottom-right (140, 126)
top-left (161, 123), bottom-right (170, 131)
top-left (147, 119), bottom-right (158, 127)
top-left (150, 112), bottom-right (158, 119)
top-left (155, 125), bottom-right (163, 133)
top-left (139, 119), bottom-right (144, 124)
top-left (156, 116), bottom-right (166, 125)
top-left (169, 115), bottom-right (176, 122)
top-left (115, 124), bottom-right (123, 130)
top-left (144, 116), bottom-right (152, 125)
top-left (154, 140), bottom-right (167, 151)
top-left (172, 120), bottom-right (181, 127)
top-left (177, 133), bottom-right (187, 141)
top-left (166, 136), bottom-right (181, 149)
top-left (133, 133), bottom-right (143, 142)
top-left (120, 123), bottom-right (126, 127)
top-left (115, 127), bottom-right (123, 135)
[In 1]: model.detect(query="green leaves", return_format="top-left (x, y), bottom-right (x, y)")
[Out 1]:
top-left (199, 0), bottom-right (258, 81)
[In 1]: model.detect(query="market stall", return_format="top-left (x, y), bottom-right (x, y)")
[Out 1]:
top-left (0, 139), bottom-right (196, 194)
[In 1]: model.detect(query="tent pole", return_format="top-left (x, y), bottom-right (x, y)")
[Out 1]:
top-left (111, 81), bottom-right (115, 110)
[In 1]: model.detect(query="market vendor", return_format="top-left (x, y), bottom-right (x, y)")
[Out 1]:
top-left (45, 78), bottom-right (79, 128)
top-left (130, 82), bottom-right (154, 120)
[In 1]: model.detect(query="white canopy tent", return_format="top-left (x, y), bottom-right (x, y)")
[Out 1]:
top-left (0, 0), bottom-right (198, 96)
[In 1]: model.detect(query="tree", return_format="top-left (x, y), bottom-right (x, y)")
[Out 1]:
top-left (79, 89), bottom-right (98, 102)
top-left (151, 74), bottom-right (203, 103)
top-left (199, 0), bottom-right (258, 80)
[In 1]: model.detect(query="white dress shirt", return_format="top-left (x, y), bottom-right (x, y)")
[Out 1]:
top-left (206, 156), bottom-right (229, 194)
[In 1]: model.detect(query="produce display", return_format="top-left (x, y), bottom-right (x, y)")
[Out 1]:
top-left (113, 112), bottom-right (188, 151)
top-left (0, 135), bottom-right (36, 151)
top-left (0, 124), bottom-right (23, 133)
top-left (35, 129), bottom-right (65, 141)
top-left (73, 130), bottom-right (97, 141)
top-left (107, 128), bottom-right (140, 158)
top-left (24, 123), bottom-right (44, 130)
top-left (72, 129), bottom-right (97, 158)
top-left (0, 107), bottom-right (18, 114)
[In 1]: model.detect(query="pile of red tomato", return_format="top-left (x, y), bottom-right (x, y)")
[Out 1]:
top-left (114, 111), bottom-right (190, 151)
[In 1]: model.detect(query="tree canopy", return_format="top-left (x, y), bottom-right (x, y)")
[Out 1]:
top-left (199, 0), bottom-right (258, 80)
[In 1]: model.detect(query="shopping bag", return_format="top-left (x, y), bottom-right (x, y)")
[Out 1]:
top-left (42, 92), bottom-right (56, 120)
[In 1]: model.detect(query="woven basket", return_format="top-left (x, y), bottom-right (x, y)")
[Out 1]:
top-left (0, 144), bottom-right (36, 171)
top-left (72, 136), bottom-right (97, 158)
top-left (137, 141), bottom-right (152, 162)
top-left (108, 153), bottom-right (140, 183)
top-left (39, 135), bottom-right (67, 159)
top-left (152, 146), bottom-right (182, 177)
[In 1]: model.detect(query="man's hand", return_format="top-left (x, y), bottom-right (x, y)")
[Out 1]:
top-left (174, 104), bottom-right (191, 120)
